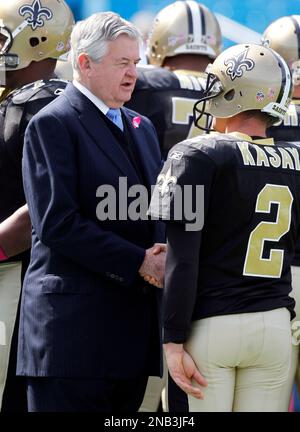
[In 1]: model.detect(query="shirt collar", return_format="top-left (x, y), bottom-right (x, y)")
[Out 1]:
top-left (228, 132), bottom-right (275, 146)
top-left (73, 79), bottom-right (110, 115)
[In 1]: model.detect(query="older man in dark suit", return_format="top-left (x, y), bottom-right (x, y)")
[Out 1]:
top-left (17, 11), bottom-right (165, 412)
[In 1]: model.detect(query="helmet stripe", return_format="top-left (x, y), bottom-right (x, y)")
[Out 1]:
top-left (183, 1), bottom-right (194, 37)
top-left (186, 1), bottom-right (202, 44)
top-left (290, 16), bottom-right (300, 60)
top-left (272, 49), bottom-right (291, 106)
top-left (198, 4), bottom-right (206, 35)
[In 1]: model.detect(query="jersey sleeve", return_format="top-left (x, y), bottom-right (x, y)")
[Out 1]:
top-left (163, 222), bottom-right (202, 343)
top-left (148, 142), bottom-right (216, 231)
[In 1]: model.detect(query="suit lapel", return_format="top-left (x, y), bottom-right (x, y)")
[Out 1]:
top-left (122, 109), bottom-right (157, 189)
top-left (63, 84), bottom-right (141, 185)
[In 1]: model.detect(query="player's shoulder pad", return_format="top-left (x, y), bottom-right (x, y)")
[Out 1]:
top-left (136, 65), bottom-right (181, 91)
top-left (11, 78), bottom-right (69, 105)
top-left (168, 133), bottom-right (222, 154)
top-left (167, 133), bottom-right (235, 161)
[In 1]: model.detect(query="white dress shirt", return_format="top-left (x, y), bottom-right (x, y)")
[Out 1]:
top-left (73, 80), bottom-right (109, 116)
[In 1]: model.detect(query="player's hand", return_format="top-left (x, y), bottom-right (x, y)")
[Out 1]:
top-left (164, 342), bottom-right (207, 399)
top-left (139, 244), bottom-right (166, 288)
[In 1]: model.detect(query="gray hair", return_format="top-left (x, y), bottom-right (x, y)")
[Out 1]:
top-left (70, 12), bottom-right (141, 78)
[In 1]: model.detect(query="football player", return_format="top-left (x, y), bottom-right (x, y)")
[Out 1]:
top-left (127, 1), bottom-right (221, 411)
top-left (263, 15), bottom-right (300, 401)
top-left (125, 1), bottom-right (222, 160)
top-left (148, 43), bottom-right (298, 411)
top-left (0, 0), bottom-right (74, 411)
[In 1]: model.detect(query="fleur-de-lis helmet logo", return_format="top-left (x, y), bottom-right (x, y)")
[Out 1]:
top-left (19, 0), bottom-right (53, 31)
top-left (224, 48), bottom-right (255, 81)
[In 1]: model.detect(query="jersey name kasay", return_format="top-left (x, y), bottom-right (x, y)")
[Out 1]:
top-left (237, 141), bottom-right (300, 171)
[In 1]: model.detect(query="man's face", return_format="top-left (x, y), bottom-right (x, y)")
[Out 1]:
top-left (87, 34), bottom-right (140, 108)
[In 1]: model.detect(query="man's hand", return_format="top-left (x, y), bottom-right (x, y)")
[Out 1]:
top-left (152, 243), bottom-right (167, 255)
top-left (164, 342), bottom-right (208, 399)
top-left (139, 243), bottom-right (166, 288)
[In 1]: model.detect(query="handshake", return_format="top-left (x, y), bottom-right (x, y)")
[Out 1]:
top-left (139, 243), bottom-right (166, 288)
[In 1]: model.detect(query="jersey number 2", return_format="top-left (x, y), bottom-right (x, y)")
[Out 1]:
top-left (243, 184), bottom-right (293, 278)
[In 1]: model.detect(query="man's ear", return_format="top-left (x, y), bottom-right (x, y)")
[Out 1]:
top-left (78, 53), bottom-right (92, 77)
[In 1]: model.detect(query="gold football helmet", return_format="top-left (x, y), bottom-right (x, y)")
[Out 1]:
top-left (0, 0), bottom-right (74, 71)
top-left (146, 1), bottom-right (222, 67)
top-left (262, 15), bottom-right (300, 85)
top-left (194, 43), bottom-right (292, 128)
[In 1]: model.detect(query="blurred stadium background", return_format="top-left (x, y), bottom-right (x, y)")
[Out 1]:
top-left (67, 0), bottom-right (300, 49)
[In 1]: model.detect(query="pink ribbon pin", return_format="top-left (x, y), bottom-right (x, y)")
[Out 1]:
top-left (132, 116), bottom-right (141, 129)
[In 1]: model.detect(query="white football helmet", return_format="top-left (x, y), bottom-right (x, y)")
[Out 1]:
top-left (146, 1), bottom-right (222, 67)
top-left (194, 43), bottom-right (292, 129)
top-left (262, 15), bottom-right (300, 86)
top-left (0, 0), bottom-right (74, 71)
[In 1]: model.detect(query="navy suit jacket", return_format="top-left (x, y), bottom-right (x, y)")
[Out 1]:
top-left (17, 83), bottom-right (164, 379)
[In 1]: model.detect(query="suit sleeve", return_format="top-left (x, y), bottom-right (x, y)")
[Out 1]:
top-left (22, 112), bottom-right (146, 288)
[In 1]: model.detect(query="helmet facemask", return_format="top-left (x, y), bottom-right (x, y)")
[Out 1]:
top-left (193, 71), bottom-right (223, 132)
top-left (0, 25), bottom-right (19, 70)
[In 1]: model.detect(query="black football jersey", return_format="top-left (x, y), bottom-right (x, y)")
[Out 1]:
top-left (149, 133), bottom-right (300, 330)
top-left (125, 66), bottom-right (207, 159)
top-left (267, 99), bottom-right (300, 265)
top-left (0, 78), bottom-right (68, 263)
